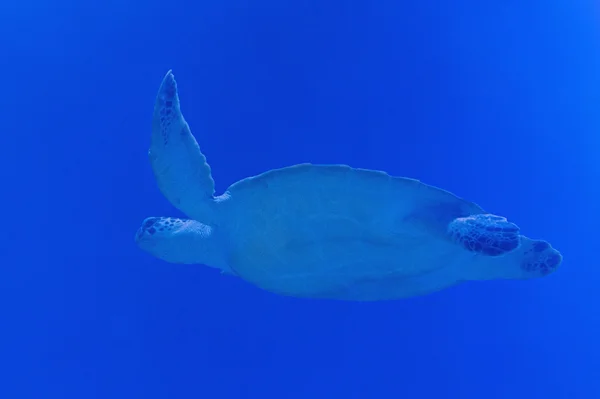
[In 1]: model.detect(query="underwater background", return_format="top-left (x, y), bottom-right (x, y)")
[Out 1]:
top-left (2, 0), bottom-right (599, 397)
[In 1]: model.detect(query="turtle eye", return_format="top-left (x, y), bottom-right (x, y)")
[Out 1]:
top-left (144, 218), bottom-right (156, 229)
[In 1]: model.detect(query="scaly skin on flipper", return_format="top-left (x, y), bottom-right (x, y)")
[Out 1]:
top-left (519, 238), bottom-right (562, 276)
top-left (448, 214), bottom-right (521, 256)
top-left (150, 71), bottom-right (217, 223)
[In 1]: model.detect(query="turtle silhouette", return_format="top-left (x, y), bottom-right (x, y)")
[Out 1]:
top-left (135, 71), bottom-right (562, 301)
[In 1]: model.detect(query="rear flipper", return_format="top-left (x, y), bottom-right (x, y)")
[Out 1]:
top-left (448, 213), bottom-right (521, 256)
top-left (519, 238), bottom-right (562, 276)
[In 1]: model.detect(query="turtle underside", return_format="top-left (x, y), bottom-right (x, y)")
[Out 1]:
top-left (213, 163), bottom-right (484, 299)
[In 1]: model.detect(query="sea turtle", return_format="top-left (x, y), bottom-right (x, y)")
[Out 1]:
top-left (135, 70), bottom-right (562, 301)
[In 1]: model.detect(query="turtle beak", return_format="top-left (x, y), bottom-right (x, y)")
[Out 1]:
top-left (135, 226), bottom-right (144, 243)
top-left (135, 217), bottom-right (158, 243)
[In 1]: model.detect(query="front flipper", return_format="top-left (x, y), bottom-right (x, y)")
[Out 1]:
top-left (448, 214), bottom-right (521, 256)
top-left (149, 71), bottom-right (216, 221)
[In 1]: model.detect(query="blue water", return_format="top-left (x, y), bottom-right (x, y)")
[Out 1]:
top-left (2, 1), bottom-right (599, 398)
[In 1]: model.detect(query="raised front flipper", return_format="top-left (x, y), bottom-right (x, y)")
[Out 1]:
top-left (149, 71), bottom-right (216, 222)
top-left (448, 214), bottom-right (521, 256)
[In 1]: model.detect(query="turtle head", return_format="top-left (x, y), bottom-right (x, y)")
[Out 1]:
top-left (135, 216), bottom-right (230, 272)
